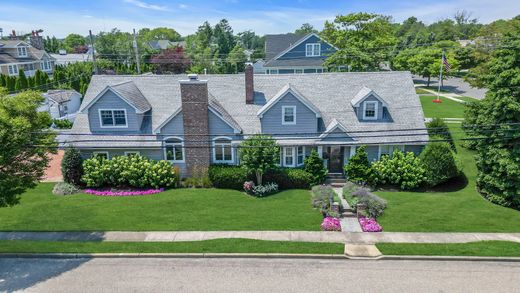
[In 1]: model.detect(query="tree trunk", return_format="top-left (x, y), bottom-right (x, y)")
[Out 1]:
top-left (256, 171), bottom-right (262, 186)
top-left (427, 76), bottom-right (431, 87)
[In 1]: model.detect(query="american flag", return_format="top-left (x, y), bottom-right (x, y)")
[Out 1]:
top-left (442, 54), bottom-right (451, 71)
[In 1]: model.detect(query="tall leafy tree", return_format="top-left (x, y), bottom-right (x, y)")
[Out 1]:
top-left (94, 29), bottom-right (133, 62)
top-left (239, 135), bottom-right (279, 185)
top-left (322, 13), bottom-right (397, 71)
top-left (226, 44), bottom-right (247, 73)
top-left (15, 69), bottom-right (28, 91)
top-left (150, 47), bottom-right (191, 74)
top-left (463, 29), bottom-right (520, 208)
top-left (295, 23), bottom-right (317, 35)
top-left (139, 27), bottom-right (181, 42)
top-left (213, 19), bottom-right (235, 55)
top-left (0, 90), bottom-right (56, 206)
top-left (63, 33), bottom-right (87, 53)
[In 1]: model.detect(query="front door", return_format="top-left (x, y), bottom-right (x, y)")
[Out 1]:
top-left (328, 146), bottom-right (343, 173)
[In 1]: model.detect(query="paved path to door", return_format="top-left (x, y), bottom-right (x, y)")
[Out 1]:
top-left (1, 231), bottom-right (520, 244)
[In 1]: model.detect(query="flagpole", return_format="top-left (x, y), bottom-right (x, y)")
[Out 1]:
top-left (434, 51), bottom-right (444, 103)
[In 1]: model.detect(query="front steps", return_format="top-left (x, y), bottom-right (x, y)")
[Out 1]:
top-left (325, 173), bottom-right (346, 187)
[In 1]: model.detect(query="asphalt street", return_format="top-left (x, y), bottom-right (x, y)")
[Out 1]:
top-left (1, 257), bottom-right (519, 292)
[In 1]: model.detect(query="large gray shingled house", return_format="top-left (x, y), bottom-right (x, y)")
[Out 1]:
top-left (67, 66), bottom-right (428, 177)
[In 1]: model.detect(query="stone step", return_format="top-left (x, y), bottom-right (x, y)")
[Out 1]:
top-left (326, 173), bottom-right (345, 179)
top-left (341, 211), bottom-right (357, 218)
top-left (330, 183), bottom-right (346, 188)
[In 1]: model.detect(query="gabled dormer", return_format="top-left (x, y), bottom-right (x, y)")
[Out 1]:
top-left (17, 43), bottom-right (28, 58)
top-left (351, 86), bottom-right (392, 122)
top-left (319, 119), bottom-right (354, 142)
top-left (271, 33), bottom-right (337, 61)
top-left (81, 81), bottom-right (151, 133)
top-left (257, 84), bottom-right (321, 135)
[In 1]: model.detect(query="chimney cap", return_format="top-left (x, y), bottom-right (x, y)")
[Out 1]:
top-left (180, 73), bottom-right (207, 84)
top-left (188, 73), bottom-right (198, 80)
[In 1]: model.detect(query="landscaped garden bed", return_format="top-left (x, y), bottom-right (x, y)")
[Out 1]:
top-left (84, 188), bottom-right (164, 197)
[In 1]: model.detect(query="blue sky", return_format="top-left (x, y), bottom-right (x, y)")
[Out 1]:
top-left (0, 0), bottom-right (519, 38)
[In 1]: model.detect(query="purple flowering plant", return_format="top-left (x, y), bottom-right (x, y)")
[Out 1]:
top-left (359, 217), bottom-right (383, 232)
top-left (320, 217), bottom-right (341, 231)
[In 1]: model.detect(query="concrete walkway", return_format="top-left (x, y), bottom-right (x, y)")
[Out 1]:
top-left (2, 231), bottom-right (520, 244)
top-left (332, 187), bottom-right (363, 233)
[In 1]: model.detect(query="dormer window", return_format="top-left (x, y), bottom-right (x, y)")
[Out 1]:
top-left (17, 46), bottom-right (28, 57)
top-left (282, 106), bottom-right (296, 125)
top-left (305, 43), bottom-right (321, 57)
top-left (363, 101), bottom-right (378, 120)
top-left (99, 109), bottom-right (127, 127)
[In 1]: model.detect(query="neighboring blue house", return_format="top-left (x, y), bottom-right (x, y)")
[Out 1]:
top-left (66, 66), bottom-right (428, 177)
top-left (260, 33), bottom-right (337, 74)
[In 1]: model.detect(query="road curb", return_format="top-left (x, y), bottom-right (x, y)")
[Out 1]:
top-left (375, 255), bottom-right (520, 262)
top-left (0, 253), bottom-right (347, 260)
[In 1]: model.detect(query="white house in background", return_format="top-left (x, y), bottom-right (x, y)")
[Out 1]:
top-left (39, 90), bottom-right (82, 121)
top-left (50, 47), bottom-right (94, 65)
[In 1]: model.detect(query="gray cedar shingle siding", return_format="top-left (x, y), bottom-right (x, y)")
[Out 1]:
top-left (87, 90), bottom-right (142, 133)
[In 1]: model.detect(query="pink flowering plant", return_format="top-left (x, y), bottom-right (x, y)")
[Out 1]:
top-left (243, 181), bottom-right (255, 194)
top-left (84, 188), bottom-right (164, 197)
top-left (320, 217), bottom-right (341, 231)
top-left (359, 217), bottom-right (383, 232)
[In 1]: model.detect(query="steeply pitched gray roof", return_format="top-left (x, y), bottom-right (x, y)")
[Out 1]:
top-left (45, 89), bottom-right (80, 103)
top-left (71, 72), bottom-right (428, 148)
top-left (264, 33), bottom-right (305, 61)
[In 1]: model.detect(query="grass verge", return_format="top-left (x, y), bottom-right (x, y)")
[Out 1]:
top-left (0, 239), bottom-right (344, 254)
top-left (376, 241), bottom-right (520, 257)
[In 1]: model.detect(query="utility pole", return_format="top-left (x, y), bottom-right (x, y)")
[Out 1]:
top-left (89, 30), bottom-right (98, 75)
top-left (133, 29), bottom-right (141, 75)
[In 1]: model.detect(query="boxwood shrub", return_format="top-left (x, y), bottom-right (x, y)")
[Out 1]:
top-left (208, 165), bottom-right (314, 190)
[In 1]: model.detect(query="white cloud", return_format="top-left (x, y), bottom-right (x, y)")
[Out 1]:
top-left (123, 0), bottom-right (169, 11)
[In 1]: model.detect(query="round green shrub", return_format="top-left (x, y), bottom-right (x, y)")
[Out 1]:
top-left (208, 165), bottom-right (249, 190)
top-left (344, 146), bottom-right (374, 185)
top-left (419, 140), bottom-right (462, 187)
top-left (372, 150), bottom-right (426, 190)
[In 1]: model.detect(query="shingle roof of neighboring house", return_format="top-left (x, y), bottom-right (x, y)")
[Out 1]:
top-left (208, 94), bottom-right (242, 133)
top-left (70, 72), bottom-right (428, 148)
top-left (45, 89), bottom-right (80, 104)
top-left (109, 81), bottom-right (152, 113)
top-left (264, 33), bottom-right (305, 61)
top-left (0, 40), bottom-right (54, 64)
top-left (148, 40), bottom-right (174, 50)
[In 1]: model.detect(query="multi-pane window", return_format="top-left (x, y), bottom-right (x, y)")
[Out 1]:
top-left (165, 138), bottom-right (184, 162)
top-left (305, 43), bottom-right (321, 57)
top-left (282, 106), bottom-right (296, 125)
top-left (124, 151), bottom-right (140, 157)
top-left (283, 147), bottom-right (294, 167)
top-left (100, 110), bottom-right (127, 127)
top-left (297, 146), bottom-right (305, 166)
top-left (92, 152), bottom-right (109, 160)
top-left (42, 60), bottom-right (52, 71)
top-left (379, 145), bottom-right (404, 158)
top-left (8, 65), bottom-right (18, 75)
top-left (363, 101), bottom-right (377, 120)
top-left (214, 138), bottom-right (233, 162)
top-left (17, 46), bottom-right (27, 57)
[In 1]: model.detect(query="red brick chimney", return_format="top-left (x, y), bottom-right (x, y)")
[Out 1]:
top-left (180, 74), bottom-right (210, 177)
top-left (245, 63), bottom-right (254, 104)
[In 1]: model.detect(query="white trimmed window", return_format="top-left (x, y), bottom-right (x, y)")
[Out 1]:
top-left (297, 146), bottom-right (305, 166)
top-left (99, 109), bottom-right (127, 127)
top-left (41, 60), bottom-right (52, 71)
top-left (379, 145), bottom-right (404, 158)
top-left (92, 151), bottom-right (109, 160)
top-left (363, 101), bottom-right (378, 120)
top-left (283, 147), bottom-right (295, 167)
top-left (213, 137), bottom-right (233, 163)
top-left (305, 43), bottom-right (321, 57)
top-left (282, 106), bottom-right (296, 125)
top-left (8, 65), bottom-right (18, 75)
top-left (165, 137), bottom-right (184, 162)
top-left (17, 46), bottom-right (28, 57)
top-left (124, 151), bottom-right (140, 157)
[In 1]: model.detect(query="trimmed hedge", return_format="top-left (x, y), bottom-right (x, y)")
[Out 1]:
top-left (208, 165), bottom-right (314, 190)
top-left (208, 165), bottom-right (248, 190)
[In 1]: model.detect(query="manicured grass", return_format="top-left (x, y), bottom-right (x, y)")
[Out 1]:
top-left (376, 124), bottom-right (520, 232)
top-left (377, 241), bottom-right (520, 257)
top-left (0, 239), bottom-right (344, 254)
top-left (415, 87), bottom-right (430, 94)
top-left (423, 86), bottom-right (451, 93)
top-left (0, 187), bottom-right (322, 231)
top-left (456, 96), bottom-right (480, 103)
top-left (419, 95), bottom-right (467, 118)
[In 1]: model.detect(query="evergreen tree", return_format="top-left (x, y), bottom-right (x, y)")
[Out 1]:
top-left (17, 69), bottom-right (28, 90)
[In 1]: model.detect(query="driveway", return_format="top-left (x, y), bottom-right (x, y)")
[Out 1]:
top-left (2, 258), bottom-right (519, 292)
top-left (413, 75), bottom-right (487, 100)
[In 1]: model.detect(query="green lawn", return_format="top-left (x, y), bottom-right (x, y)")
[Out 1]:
top-left (422, 86), bottom-right (451, 93)
top-left (0, 186), bottom-right (322, 231)
top-left (456, 96), bottom-right (480, 103)
top-left (377, 241), bottom-right (520, 257)
top-left (376, 124), bottom-right (520, 232)
top-left (420, 95), bottom-right (467, 118)
top-left (0, 239), bottom-right (343, 254)
top-left (415, 87), bottom-right (430, 94)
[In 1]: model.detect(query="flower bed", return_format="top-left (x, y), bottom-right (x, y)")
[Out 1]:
top-left (359, 217), bottom-right (383, 232)
top-left (84, 188), bottom-right (164, 197)
top-left (321, 217), bottom-right (341, 231)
